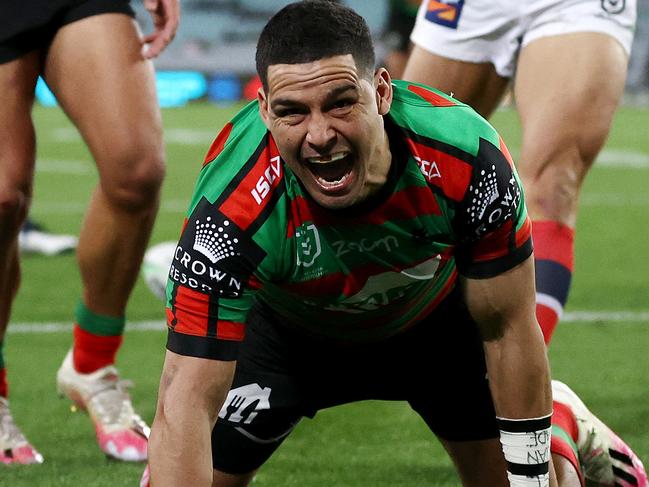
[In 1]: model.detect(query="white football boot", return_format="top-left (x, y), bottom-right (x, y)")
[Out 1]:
top-left (552, 380), bottom-right (647, 486)
top-left (0, 397), bottom-right (44, 464)
top-left (56, 350), bottom-right (149, 461)
top-left (18, 220), bottom-right (77, 256)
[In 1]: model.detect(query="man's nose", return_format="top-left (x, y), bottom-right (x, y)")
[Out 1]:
top-left (305, 113), bottom-right (336, 151)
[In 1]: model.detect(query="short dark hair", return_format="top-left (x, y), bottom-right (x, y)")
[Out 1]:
top-left (256, 1), bottom-right (376, 91)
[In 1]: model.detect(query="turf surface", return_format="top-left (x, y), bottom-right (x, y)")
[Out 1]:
top-left (2, 102), bottom-right (647, 486)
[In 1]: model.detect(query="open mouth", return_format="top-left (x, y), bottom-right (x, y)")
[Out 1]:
top-left (305, 151), bottom-right (355, 192)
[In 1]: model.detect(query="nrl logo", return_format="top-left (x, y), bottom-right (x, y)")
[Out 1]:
top-left (601, 0), bottom-right (625, 13)
top-left (295, 223), bottom-right (321, 268)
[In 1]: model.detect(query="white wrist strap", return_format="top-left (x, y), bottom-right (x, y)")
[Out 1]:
top-left (497, 414), bottom-right (552, 487)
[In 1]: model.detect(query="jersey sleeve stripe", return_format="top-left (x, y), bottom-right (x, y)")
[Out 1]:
top-left (515, 216), bottom-right (532, 249)
top-left (168, 285), bottom-right (246, 342)
top-left (168, 286), bottom-right (211, 336)
top-left (460, 237), bottom-right (533, 279)
top-left (471, 219), bottom-right (515, 262)
top-left (165, 306), bottom-right (175, 328)
top-left (405, 137), bottom-right (473, 202)
top-left (206, 292), bottom-right (219, 338)
top-left (460, 215), bottom-right (532, 275)
top-left (203, 122), bottom-right (234, 167)
top-left (166, 329), bottom-right (239, 361)
top-left (498, 136), bottom-right (515, 168)
top-left (215, 320), bottom-right (245, 341)
top-left (217, 135), bottom-right (284, 231)
top-left (407, 84), bottom-right (457, 107)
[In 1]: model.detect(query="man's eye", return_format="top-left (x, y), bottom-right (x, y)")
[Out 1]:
top-left (277, 110), bottom-right (302, 119)
top-left (277, 109), bottom-right (303, 117)
top-left (333, 99), bottom-right (353, 109)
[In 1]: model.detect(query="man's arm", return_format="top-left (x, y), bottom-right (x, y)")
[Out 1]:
top-left (149, 350), bottom-right (236, 487)
top-left (463, 255), bottom-right (554, 485)
top-left (141, 0), bottom-right (180, 58)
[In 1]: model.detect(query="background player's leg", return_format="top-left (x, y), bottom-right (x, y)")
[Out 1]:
top-left (0, 50), bottom-right (44, 464)
top-left (402, 45), bottom-right (510, 118)
top-left (514, 32), bottom-right (628, 344)
top-left (44, 12), bottom-right (164, 325)
top-left (43, 13), bottom-right (165, 461)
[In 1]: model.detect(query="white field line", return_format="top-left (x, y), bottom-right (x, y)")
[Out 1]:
top-left (42, 127), bottom-right (649, 166)
top-left (164, 128), bottom-right (219, 144)
top-left (29, 198), bottom-right (190, 215)
top-left (8, 321), bottom-right (165, 334)
top-left (37, 159), bottom-right (93, 175)
top-left (36, 146), bottom-right (649, 175)
top-left (29, 146), bottom-right (649, 213)
top-left (563, 310), bottom-right (649, 322)
top-left (48, 127), bottom-right (216, 145)
top-left (505, 148), bottom-right (649, 169)
top-left (580, 193), bottom-right (649, 207)
top-left (595, 149), bottom-right (649, 168)
top-left (28, 190), bottom-right (649, 216)
top-left (7, 310), bottom-right (649, 334)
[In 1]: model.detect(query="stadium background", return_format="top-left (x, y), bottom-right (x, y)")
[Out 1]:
top-left (7, 0), bottom-right (649, 485)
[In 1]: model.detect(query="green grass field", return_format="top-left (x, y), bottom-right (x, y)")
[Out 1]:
top-left (3, 102), bottom-right (648, 486)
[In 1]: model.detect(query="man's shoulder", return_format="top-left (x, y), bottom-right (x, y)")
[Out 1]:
top-left (202, 101), bottom-right (267, 167)
top-left (390, 80), bottom-right (501, 157)
top-left (189, 101), bottom-right (288, 222)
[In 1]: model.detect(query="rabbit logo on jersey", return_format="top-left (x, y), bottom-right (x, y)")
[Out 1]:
top-left (218, 384), bottom-right (271, 425)
top-left (424, 0), bottom-right (464, 29)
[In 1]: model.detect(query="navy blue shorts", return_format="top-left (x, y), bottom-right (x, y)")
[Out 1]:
top-left (211, 287), bottom-right (499, 474)
top-left (0, 0), bottom-right (134, 64)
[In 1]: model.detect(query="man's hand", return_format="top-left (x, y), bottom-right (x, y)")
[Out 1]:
top-left (141, 0), bottom-right (180, 59)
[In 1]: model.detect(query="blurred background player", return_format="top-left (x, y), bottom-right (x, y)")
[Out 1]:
top-left (403, 0), bottom-right (637, 344)
top-left (626, 0), bottom-right (649, 102)
top-left (19, 216), bottom-right (77, 256)
top-left (381, 0), bottom-right (420, 78)
top-left (0, 0), bottom-right (179, 464)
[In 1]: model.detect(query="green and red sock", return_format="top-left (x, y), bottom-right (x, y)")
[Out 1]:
top-left (72, 301), bottom-right (124, 374)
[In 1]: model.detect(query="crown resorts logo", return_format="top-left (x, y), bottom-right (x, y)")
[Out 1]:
top-left (467, 165), bottom-right (500, 224)
top-left (192, 216), bottom-right (239, 263)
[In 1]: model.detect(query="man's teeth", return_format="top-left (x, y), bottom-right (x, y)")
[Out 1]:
top-left (307, 152), bottom-right (347, 164)
top-left (317, 172), bottom-right (350, 187)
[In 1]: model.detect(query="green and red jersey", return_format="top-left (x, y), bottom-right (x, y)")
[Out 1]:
top-left (166, 80), bottom-right (532, 360)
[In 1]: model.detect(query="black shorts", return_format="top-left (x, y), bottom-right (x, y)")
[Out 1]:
top-left (211, 288), bottom-right (499, 474)
top-left (0, 0), bottom-right (134, 64)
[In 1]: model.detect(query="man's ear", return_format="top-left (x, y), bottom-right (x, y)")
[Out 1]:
top-left (257, 87), bottom-right (270, 126)
top-left (374, 68), bottom-right (393, 116)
